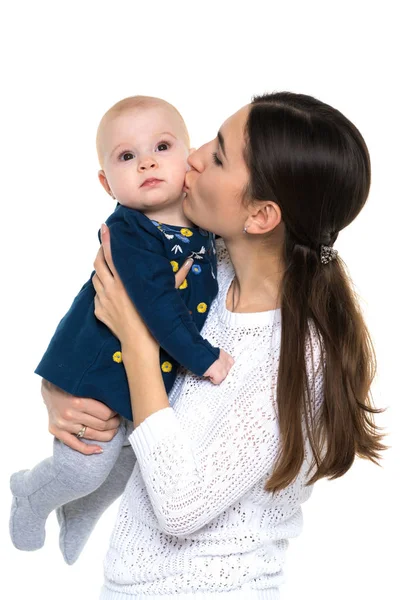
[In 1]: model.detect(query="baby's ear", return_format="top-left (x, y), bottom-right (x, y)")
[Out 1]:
top-left (98, 170), bottom-right (115, 199)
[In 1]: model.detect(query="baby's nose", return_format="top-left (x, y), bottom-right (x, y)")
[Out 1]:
top-left (139, 156), bottom-right (157, 170)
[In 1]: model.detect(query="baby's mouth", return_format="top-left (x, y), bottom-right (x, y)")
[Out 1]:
top-left (141, 178), bottom-right (163, 187)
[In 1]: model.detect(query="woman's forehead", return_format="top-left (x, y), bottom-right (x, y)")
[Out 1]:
top-left (219, 105), bottom-right (249, 158)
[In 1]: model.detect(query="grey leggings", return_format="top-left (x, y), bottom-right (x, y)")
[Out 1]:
top-left (11, 417), bottom-right (135, 522)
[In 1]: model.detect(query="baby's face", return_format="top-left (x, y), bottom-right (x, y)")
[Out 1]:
top-left (99, 106), bottom-right (190, 211)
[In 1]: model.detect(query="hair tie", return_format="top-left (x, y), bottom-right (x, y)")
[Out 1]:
top-left (320, 244), bottom-right (338, 264)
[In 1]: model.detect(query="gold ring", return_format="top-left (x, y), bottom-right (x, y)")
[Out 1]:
top-left (76, 425), bottom-right (87, 439)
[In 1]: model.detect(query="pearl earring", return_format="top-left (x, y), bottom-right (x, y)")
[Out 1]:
top-left (243, 226), bottom-right (248, 234)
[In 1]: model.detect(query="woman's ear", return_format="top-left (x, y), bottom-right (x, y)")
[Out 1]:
top-left (245, 201), bottom-right (282, 235)
top-left (98, 170), bottom-right (115, 199)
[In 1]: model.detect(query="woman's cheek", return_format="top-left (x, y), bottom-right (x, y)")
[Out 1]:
top-left (198, 174), bottom-right (214, 206)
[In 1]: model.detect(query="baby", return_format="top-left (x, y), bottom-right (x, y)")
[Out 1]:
top-left (10, 96), bottom-right (234, 562)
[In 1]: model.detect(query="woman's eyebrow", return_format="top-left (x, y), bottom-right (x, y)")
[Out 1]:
top-left (217, 131), bottom-right (227, 159)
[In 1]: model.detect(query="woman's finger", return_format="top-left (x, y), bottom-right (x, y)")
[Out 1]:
top-left (86, 401), bottom-right (118, 422)
top-left (68, 410), bottom-right (121, 433)
top-left (76, 426), bottom-right (120, 443)
top-left (93, 246), bottom-right (114, 286)
top-left (49, 418), bottom-right (120, 454)
top-left (64, 397), bottom-right (121, 429)
top-left (175, 258), bottom-right (193, 289)
top-left (49, 412), bottom-right (119, 437)
top-left (50, 428), bottom-right (104, 455)
top-left (100, 223), bottom-right (118, 278)
top-left (51, 395), bottom-right (120, 433)
top-left (92, 272), bottom-right (103, 294)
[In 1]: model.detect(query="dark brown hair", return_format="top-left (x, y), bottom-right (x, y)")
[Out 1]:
top-left (244, 92), bottom-right (387, 493)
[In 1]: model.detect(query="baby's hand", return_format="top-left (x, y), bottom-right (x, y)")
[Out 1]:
top-left (203, 349), bottom-right (234, 384)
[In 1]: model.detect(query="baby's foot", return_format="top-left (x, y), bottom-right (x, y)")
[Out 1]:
top-left (10, 470), bottom-right (46, 551)
top-left (57, 442), bottom-right (135, 565)
top-left (57, 501), bottom-right (100, 565)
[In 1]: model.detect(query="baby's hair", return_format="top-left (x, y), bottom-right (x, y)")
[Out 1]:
top-left (96, 95), bottom-right (190, 167)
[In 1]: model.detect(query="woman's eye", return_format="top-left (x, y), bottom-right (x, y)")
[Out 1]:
top-left (212, 152), bottom-right (222, 166)
top-left (121, 152), bottom-right (134, 161)
top-left (156, 142), bottom-right (169, 152)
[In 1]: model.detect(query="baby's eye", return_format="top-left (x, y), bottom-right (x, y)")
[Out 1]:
top-left (156, 142), bottom-right (169, 152)
top-left (121, 152), bottom-right (135, 161)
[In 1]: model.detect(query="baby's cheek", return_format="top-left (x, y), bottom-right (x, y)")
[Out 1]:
top-left (112, 176), bottom-right (132, 197)
top-left (170, 163), bottom-right (187, 186)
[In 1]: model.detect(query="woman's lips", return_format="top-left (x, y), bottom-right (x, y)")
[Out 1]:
top-left (184, 172), bottom-right (192, 191)
top-left (141, 178), bottom-right (163, 187)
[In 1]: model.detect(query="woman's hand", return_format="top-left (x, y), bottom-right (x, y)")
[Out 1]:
top-left (92, 224), bottom-right (193, 350)
top-left (42, 379), bottom-right (121, 454)
top-left (92, 224), bottom-right (155, 350)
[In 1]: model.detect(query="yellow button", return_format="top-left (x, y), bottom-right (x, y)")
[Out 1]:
top-left (180, 228), bottom-right (193, 237)
top-left (197, 302), bottom-right (207, 313)
top-left (113, 351), bottom-right (122, 363)
top-left (161, 361), bottom-right (173, 373)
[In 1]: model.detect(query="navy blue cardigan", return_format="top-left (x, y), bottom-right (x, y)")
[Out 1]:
top-left (35, 205), bottom-right (219, 420)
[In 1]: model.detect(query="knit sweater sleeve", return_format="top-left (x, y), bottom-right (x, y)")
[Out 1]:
top-left (129, 369), bottom-right (284, 536)
top-left (127, 323), bottom-right (317, 541)
top-left (128, 293), bottom-right (324, 538)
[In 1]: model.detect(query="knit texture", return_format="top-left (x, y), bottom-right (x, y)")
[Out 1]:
top-left (101, 239), bottom-right (325, 599)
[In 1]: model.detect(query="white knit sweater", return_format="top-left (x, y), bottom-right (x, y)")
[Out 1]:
top-left (100, 239), bottom-right (324, 600)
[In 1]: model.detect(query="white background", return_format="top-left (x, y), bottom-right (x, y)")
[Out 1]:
top-left (1, 1), bottom-right (398, 598)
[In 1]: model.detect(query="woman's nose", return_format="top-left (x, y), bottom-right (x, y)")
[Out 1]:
top-left (138, 156), bottom-right (158, 171)
top-left (187, 147), bottom-right (204, 172)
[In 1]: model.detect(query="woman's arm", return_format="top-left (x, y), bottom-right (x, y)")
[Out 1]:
top-left (94, 225), bottom-right (325, 537)
top-left (128, 369), bottom-right (322, 538)
top-left (92, 224), bottom-right (193, 428)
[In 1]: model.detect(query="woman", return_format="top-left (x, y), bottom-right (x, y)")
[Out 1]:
top-left (42, 92), bottom-right (386, 599)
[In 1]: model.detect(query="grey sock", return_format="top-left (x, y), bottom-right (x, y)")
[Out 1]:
top-left (9, 476), bottom-right (47, 551)
top-left (57, 441), bottom-right (136, 565)
top-left (9, 421), bottom-right (127, 552)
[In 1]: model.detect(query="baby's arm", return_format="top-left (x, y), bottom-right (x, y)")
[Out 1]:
top-left (104, 213), bottom-right (233, 381)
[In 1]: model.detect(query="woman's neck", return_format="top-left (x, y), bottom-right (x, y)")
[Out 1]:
top-left (224, 237), bottom-right (284, 313)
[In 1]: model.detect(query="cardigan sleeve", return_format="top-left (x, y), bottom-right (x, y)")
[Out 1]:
top-left (128, 335), bottom-right (324, 538)
top-left (105, 213), bottom-right (220, 377)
